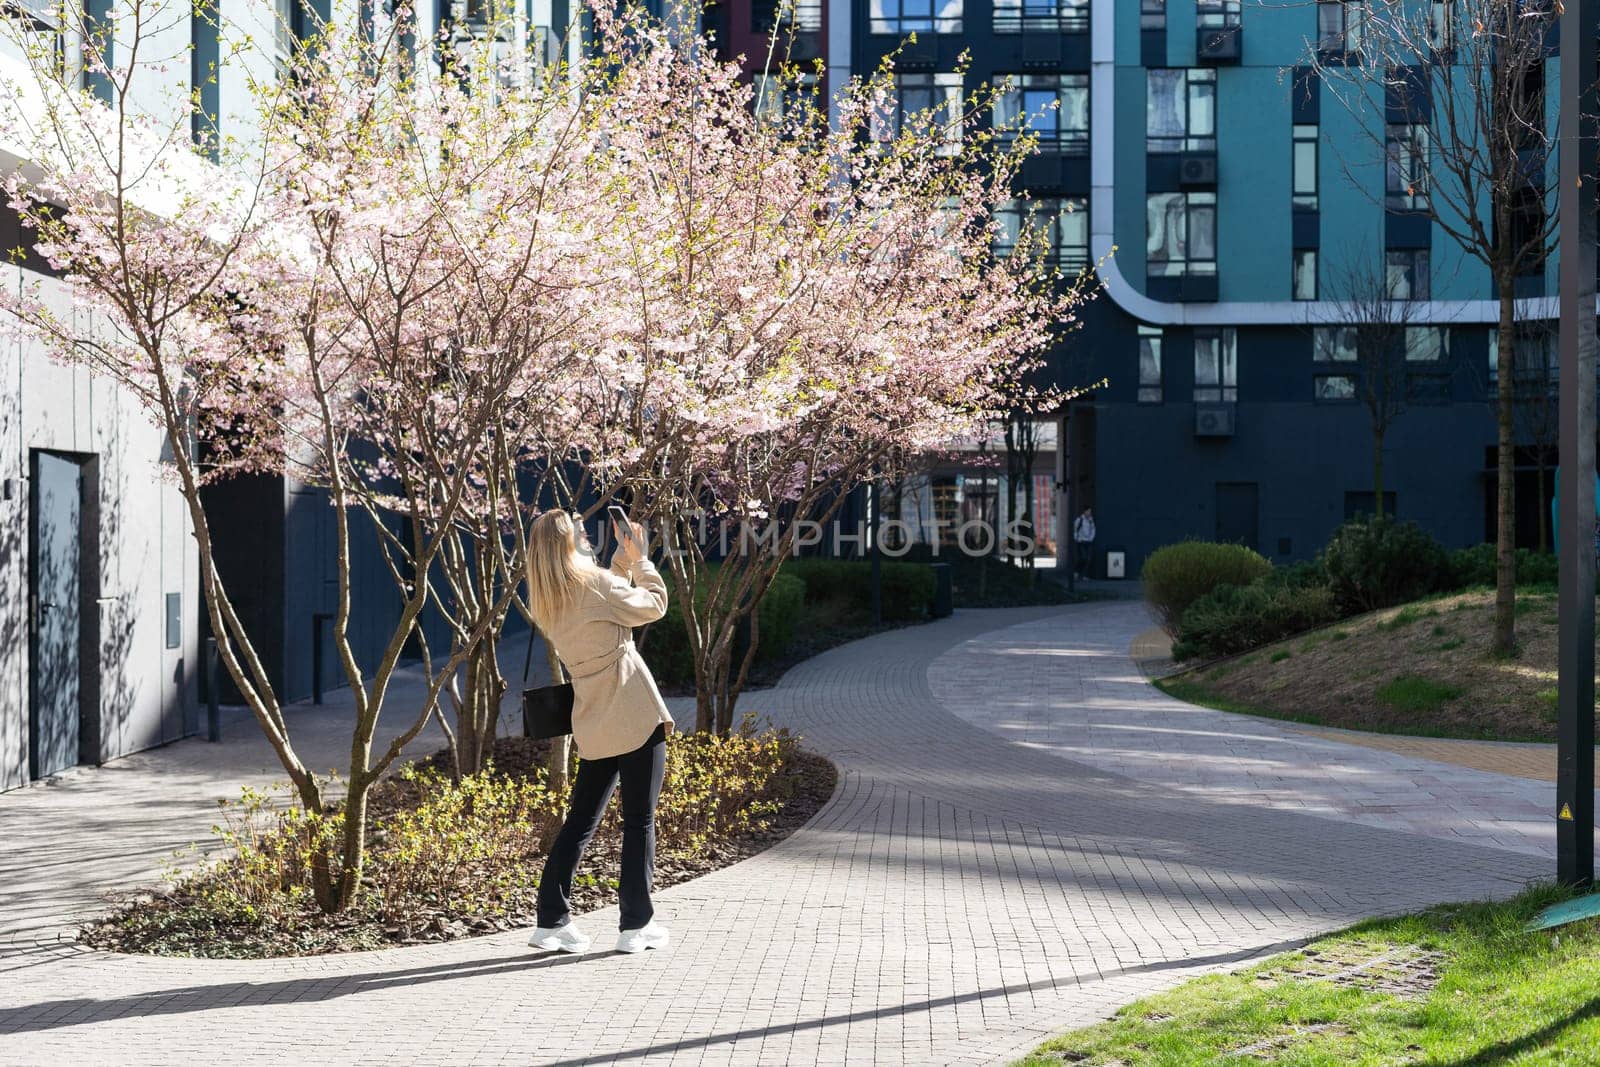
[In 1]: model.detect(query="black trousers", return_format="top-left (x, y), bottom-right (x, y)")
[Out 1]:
top-left (536, 723), bottom-right (667, 932)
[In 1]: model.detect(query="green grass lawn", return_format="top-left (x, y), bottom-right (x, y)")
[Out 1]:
top-left (1014, 886), bottom-right (1600, 1066)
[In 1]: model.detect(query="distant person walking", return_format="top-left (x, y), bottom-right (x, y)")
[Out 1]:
top-left (524, 510), bottom-right (675, 956)
top-left (1073, 507), bottom-right (1096, 580)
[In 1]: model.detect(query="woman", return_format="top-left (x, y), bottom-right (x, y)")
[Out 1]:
top-left (524, 509), bottom-right (675, 955)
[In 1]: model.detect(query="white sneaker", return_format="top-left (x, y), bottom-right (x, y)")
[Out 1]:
top-left (615, 921), bottom-right (670, 954)
top-left (528, 921), bottom-right (591, 953)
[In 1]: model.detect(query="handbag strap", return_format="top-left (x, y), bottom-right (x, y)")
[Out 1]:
top-left (522, 622), bottom-right (570, 686)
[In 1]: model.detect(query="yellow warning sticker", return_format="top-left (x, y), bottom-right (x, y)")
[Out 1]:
top-left (1559, 803), bottom-right (1575, 822)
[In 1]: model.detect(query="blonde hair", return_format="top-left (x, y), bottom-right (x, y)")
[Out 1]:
top-left (526, 510), bottom-right (593, 631)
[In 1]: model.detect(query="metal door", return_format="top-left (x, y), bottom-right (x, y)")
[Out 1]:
top-left (1215, 482), bottom-right (1260, 551)
top-left (29, 451), bottom-right (84, 779)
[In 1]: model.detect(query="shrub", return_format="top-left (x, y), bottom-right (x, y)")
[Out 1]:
top-left (782, 558), bottom-right (936, 621)
top-left (171, 725), bottom-right (802, 938)
top-left (1321, 518), bottom-right (1449, 614)
top-left (1446, 544), bottom-right (1558, 589)
top-left (372, 766), bottom-right (563, 928)
top-left (1172, 578), bottom-right (1339, 662)
top-left (649, 718), bottom-right (799, 858)
top-left (191, 786), bottom-right (345, 926)
top-left (1142, 541), bottom-right (1273, 636)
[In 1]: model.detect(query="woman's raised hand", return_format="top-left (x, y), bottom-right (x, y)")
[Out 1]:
top-left (613, 518), bottom-right (647, 567)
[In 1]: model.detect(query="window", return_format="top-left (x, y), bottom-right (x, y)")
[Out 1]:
top-left (1194, 329), bottom-right (1238, 403)
top-left (1293, 124), bottom-right (1319, 210)
top-left (1138, 325), bottom-right (1164, 403)
top-left (1429, 0), bottom-right (1454, 51)
top-left (871, 0), bottom-right (963, 34)
top-left (875, 74), bottom-right (963, 155)
top-left (992, 75), bottom-right (1088, 154)
top-left (1293, 249), bottom-right (1318, 300)
top-left (1317, 0), bottom-right (1363, 54)
top-left (1147, 192), bottom-right (1217, 277)
top-left (8, 0), bottom-right (64, 78)
top-left (993, 0), bottom-right (1087, 34)
top-left (1315, 375), bottom-right (1358, 400)
top-left (274, 0), bottom-right (297, 73)
top-left (1196, 0), bottom-right (1240, 29)
top-left (1386, 249), bottom-right (1430, 299)
top-left (1386, 123), bottom-right (1430, 211)
top-left (753, 0), bottom-right (823, 32)
top-left (994, 197), bottom-right (1089, 271)
top-left (754, 71), bottom-right (819, 125)
top-left (1147, 69), bottom-right (1216, 152)
top-left (1313, 326), bottom-right (1358, 362)
top-left (1488, 326), bottom-right (1558, 384)
top-left (1141, 0), bottom-right (1166, 30)
top-left (1405, 326), bottom-right (1446, 362)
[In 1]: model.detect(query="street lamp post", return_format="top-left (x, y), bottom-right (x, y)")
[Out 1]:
top-left (1557, 0), bottom-right (1596, 889)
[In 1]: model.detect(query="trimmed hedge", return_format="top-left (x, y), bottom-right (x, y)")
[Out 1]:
top-left (1142, 541), bottom-right (1273, 636)
top-left (1172, 577), bottom-right (1340, 662)
top-left (641, 571), bottom-right (807, 689)
top-left (1322, 518), bottom-right (1450, 614)
top-left (782, 558), bottom-right (936, 622)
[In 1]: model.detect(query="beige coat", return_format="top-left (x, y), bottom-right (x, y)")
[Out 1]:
top-left (542, 556), bottom-right (674, 760)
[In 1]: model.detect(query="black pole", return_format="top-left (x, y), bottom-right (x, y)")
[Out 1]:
top-left (870, 477), bottom-right (883, 625)
top-left (312, 612), bottom-right (333, 706)
top-left (205, 636), bottom-right (220, 742)
top-left (1065, 403), bottom-right (1077, 594)
top-left (1557, 0), bottom-right (1596, 889)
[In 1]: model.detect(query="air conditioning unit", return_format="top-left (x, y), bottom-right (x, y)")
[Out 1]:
top-left (1180, 153), bottom-right (1218, 187)
top-left (1197, 26), bottom-right (1242, 63)
top-left (1195, 402), bottom-right (1236, 437)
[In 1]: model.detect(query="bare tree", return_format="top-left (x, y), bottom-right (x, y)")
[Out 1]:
top-left (1310, 0), bottom-right (1560, 653)
top-left (1321, 246), bottom-right (1424, 520)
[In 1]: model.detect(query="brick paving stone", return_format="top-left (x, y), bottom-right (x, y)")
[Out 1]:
top-left (0, 602), bottom-right (1545, 1066)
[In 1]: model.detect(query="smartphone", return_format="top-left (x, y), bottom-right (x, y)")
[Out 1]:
top-left (608, 505), bottom-right (636, 551)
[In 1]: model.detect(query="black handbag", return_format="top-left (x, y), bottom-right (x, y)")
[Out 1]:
top-left (521, 626), bottom-right (574, 740)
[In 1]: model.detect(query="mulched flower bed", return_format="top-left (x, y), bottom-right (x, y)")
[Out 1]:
top-left (80, 735), bottom-right (836, 959)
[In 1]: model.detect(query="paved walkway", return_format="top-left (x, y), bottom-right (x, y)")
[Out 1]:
top-left (0, 602), bottom-right (1548, 1066)
top-left (932, 601), bottom-right (1573, 858)
top-left (0, 661), bottom-right (522, 950)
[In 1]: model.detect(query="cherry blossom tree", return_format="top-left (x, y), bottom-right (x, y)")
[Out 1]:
top-left (567, 9), bottom-right (1087, 733)
top-left (0, 2), bottom-right (614, 905)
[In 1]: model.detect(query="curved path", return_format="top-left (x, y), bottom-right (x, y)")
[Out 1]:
top-left (0, 603), bottom-right (1543, 1066)
top-left (931, 601), bottom-right (1561, 858)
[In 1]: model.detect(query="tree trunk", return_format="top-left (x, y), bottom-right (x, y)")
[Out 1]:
top-left (1373, 426), bottom-right (1386, 521)
top-left (335, 777), bottom-right (369, 911)
top-left (456, 641), bottom-right (500, 777)
top-left (1493, 282), bottom-right (1518, 655)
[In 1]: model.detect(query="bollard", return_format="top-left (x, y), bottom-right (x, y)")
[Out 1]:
top-left (930, 562), bottom-right (953, 619)
top-left (205, 636), bottom-right (220, 742)
top-left (312, 612), bottom-right (333, 705)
